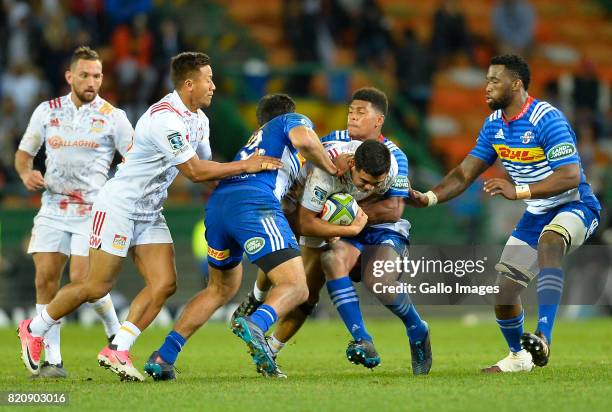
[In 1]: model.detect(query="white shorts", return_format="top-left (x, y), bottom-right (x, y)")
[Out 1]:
top-left (28, 214), bottom-right (91, 256)
top-left (89, 205), bottom-right (173, 258)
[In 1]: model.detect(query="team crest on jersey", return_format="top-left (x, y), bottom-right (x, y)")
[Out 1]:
top-left (167, 132), bottom-right (185, 150)
top-left (521, 130), bottom-right (535, 144)
top-left (546, 143), bottom-right (576, 161)
top-left (244, 237), bottom-right (266, 255)
top-left (90, 118), bottom-right (106, 133)
top-left (112, 234), bottom-right (127, 250)
top-left (495, 129), bottom-right (505, 139)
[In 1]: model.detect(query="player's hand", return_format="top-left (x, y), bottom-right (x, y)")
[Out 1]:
top-left (406, 189), bottom-right (429, 208)
top-left (21, 170), bottom-right (45, 191)
top-left (243, 154), bottom-right (283, 173)
top-left (348, 207), bottom-right (368, 236)
top-left (484, 178), bottom-right (516, 200)
top-left (332, 153), bottom-right (352, 179)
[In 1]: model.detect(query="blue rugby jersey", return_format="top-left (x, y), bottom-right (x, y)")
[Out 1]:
top-left (320, 130), bottom-right (411, 237)
top-left (469, 97), bottom-right (600, 214)
top-left (217, 113), bottom-right (313, 201)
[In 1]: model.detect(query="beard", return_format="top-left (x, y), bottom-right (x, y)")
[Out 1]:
top-left (487, 89), bottom-right (513, 111)
top-left (74, 89), bottom-right (96, 104)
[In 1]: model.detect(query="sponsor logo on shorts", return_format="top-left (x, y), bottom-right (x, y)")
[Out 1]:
top-left (313, 186), bottom-right (327, 202)
top-left (89, 234), bottom-right (101, 248)
top-left (167, 132), bottom-right (185, 150)
top-left (244, 237), bottom-right (266, 255)
top-left (112, 234), bottom-right (127, 250)
top-left (207, 246), bottom-right (230, 260)
top-left (586, 218), bottom-right (599, 239)
top-left (546, 143), bottom-right (576, 161)
top-left (392, 175), bottom-right (410, 189)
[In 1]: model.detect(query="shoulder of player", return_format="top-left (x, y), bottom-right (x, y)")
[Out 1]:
top-left (528, 100), bottom-right (564, 127)
top-left (321, 129), bottom-right (350, 142)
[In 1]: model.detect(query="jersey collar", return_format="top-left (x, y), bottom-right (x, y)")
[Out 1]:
top-left (66, 93), bottom-right (103, 110)
top-left (503, 95), bottom-right (534, 123)
top-left (172, 90), bottom-right (196, 117)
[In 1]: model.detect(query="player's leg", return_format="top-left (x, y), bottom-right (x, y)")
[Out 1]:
top-left (522, 206), bottom-right (599, 367)
top-left (231, 268), bottom-right (270, 321)
top-left (70, 232), bottom-right (120, 343)
top-left (145, 262), bottom-right (244, 380)
top-left (361, 235), bottom-right (431, 375)
top-left (321, 240), bottom-right (380, 368)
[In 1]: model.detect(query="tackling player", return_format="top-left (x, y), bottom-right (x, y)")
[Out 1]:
top-left (15, 46), bottom-right (131, 378)
top-left (410, 54), bottom-right (600, 372)
top-left (17, 52), bottom-right (283, 381)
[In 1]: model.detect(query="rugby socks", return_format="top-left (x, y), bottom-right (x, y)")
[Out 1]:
top-left (89, 293), bottom-right (121, 338)
top-left (29, 307), bottom-right (58, 337)
top-left (327, 276), bottom-right (372, 342)
top-left (253, 282), bottom-right (268, 302)
top-left (158, 331), bottom-right (186, 364)
top-left (385, 293), bottom-right (428, 343)
top-left (36, 304), bottom-right (62, 365)
top-left (111, 321), bottom-right (141, 351)
top-left (248, 304), bottom-right (278, 334)
top-left (496, 311), bottom-right (524, 353)
top-left (267, 334), bottom-right (285, 356)
top-left (536, 268), bottom-right (564, 344)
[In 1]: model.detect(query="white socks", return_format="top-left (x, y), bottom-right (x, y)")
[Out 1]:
top-left (89, 294), bottom-right (120, 338)
top-left (267, 334), bottom-right (285, 356)
top-left (253, 282), bottom-right (268, 302)
top-left (30, 307), bottom-right (58, 337)
top-left (111, 321), bottom-right (141, 351)
top-left (35, 304), bottom-right (62, 365)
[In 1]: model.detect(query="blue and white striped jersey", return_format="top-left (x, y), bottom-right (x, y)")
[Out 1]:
top-left (469, 97), bottom-right (600, 214)
top-left (217, 113), bottom-right (312, 201)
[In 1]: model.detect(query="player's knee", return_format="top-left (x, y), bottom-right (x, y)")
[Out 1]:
top-left (34, 272), bottom-right (59, 294)
top-left (538, 231), bottom-right (566, 261)
top-left (86, 281), bottom-right (113, 301)
top-left (151, 279), bottom-right (177, 301)
top-left (320, 251), bottom-right (346, 279)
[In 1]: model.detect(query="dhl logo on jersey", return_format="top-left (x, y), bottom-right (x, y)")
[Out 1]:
top-left (207, 246), bottom-right (230, 260)
top-left (493, 144), bottom-right (545, 163)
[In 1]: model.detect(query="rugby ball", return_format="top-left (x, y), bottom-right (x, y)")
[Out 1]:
top-left (320, 193), bottom-right (358, 225)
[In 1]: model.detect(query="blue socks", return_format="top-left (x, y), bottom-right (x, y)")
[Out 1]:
top-left (327, 276), bottom-right (372, 342)
top-left (248, 304), bottom-right (278, 334)
top-left (158, 330), bottom-right (186, 364)
top-left (536, 267), bottom-right (564, 344)
top-left (386, 293), bottom-right (428, 343)
top-left (496, 311), bottom-right (524, 353)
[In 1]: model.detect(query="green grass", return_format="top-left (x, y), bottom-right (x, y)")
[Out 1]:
top-left (1, 318), bottom-right (611, 411)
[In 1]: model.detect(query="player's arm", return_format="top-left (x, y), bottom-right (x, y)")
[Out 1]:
top-left (359, 196), bottom-right (404, 224)
top-left (177, 153), bottom-right (283, 183)
top-left (15, 150), bottom-right (45, 191)
top-left (288, 126), bottom-right (338, 176)
top-left (409, 155), bottom-right (490, 207)
top-left (296, 204), bottom-right (367, 238)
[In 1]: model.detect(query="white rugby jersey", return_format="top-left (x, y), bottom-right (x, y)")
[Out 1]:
top-left (291, 140), bottom-right (407, 237)
top-left (18, 94), bottom-right (133, 217)
top-left (98, 91), bottom-right (211, 221)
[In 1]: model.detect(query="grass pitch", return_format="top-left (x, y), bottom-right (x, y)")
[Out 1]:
top-left (1, 317), bottom-right (610, 411)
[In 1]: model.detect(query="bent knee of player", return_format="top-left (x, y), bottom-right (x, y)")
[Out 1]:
top-left (320, 251), bottom-right (347, 279)
top-left (151, 279), bottom-right (177, 301)
top-left (85, 280), bottom-right (113, 301)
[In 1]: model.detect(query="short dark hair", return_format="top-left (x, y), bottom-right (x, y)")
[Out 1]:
top-left (256, 94), bottom-right (296, 125)
top-left (170, 52), bottom-right (211, 88)
top-left (351, 87), bottom-right (388, 116)
top-left (70, 46), bottom-right (100, 67)
top-left (490, 54), bottom-right (531, 91)
top-left (354, 140), bottom-right (391, 177)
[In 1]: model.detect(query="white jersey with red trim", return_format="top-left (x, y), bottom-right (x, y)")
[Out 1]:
top-left (97, 91), bottom-right (211, 221)
top-left (18, 94), bottom-right (133, 217)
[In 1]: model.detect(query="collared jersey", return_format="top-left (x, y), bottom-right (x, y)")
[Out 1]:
top-left (469, 97), bottom-right (600, 214)
top-left (19, 94), bottom-right (133, 217)
top-left (98, 91), bottom-right (211, 221)
top-left (216, 112), bottom-right (313, 201)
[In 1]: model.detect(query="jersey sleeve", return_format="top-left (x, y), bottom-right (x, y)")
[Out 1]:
top-left (300, 167), bottom-right (336, 213)
top-left (18, 103), bottom-right (47, 156)
top-left (386, 149), bottom-right (410, 198)
top-left (468, 119), bottom-right (498, 165)
top-left (320, 130), bottom-right (350, 143)
top-left (283, 113), bottom-right (314, 135)
top-left (196, 114), bottom-right (212, 160)
top-left (537, 110), bottom-right (579, 169)
top-left (149, 113), bottom-right (196, 166)
top-left (112, 109), bottom-right (134, 156)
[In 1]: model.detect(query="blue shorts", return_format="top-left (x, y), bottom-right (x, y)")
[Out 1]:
top-left (205, 186), bottom-right (299, 268)
top-left (512, 201), bottom-right (600, 247)
top-left (343, 226), bottom-right (409, 257)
